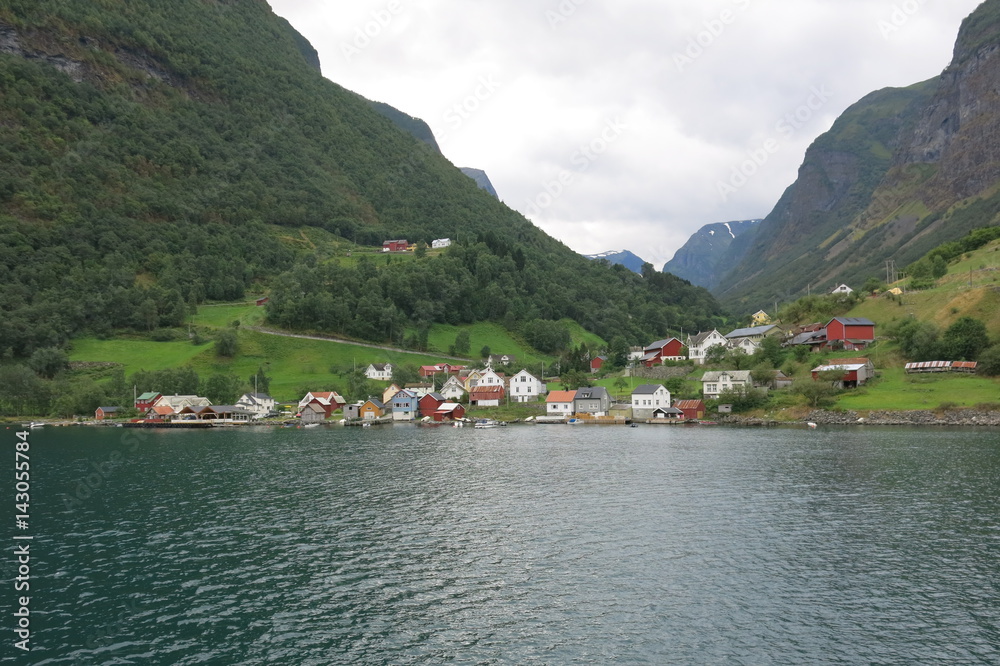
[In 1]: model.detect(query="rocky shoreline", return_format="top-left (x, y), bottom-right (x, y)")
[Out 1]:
top-left (718, 408), bottom-right (1000, 427)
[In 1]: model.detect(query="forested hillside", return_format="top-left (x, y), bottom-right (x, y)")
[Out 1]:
top-left (0, 0), bottom-right (725, 360)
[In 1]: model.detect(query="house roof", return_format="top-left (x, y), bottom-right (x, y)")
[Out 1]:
top-left (725, 325), bottom-right (776, 339)
top-left (701, 370), bottom-right (752, 382)
top-left (420, 392), bottom-right (446, 402)
top-left (435, 403), bottom-right (464, 414)
top-left (149, 404), bottom-right (175, 416)
top-left (653, 406), bottom-right (685, 415)
top-left (644, 338), bottom-right (680, 352)
top-left (812, 363), bottom-right (866, 373)
top-left (391, 390), bottom-right (418, 401)
top-left (369, 363), bottom-right (390, 371)
top-left (362, 398), bottom-right (385, 409)
top-left (136, 392), bottom-right (160, 401)
top-left (687, 330), bottom-right (722, 346)
top-left (674, 400), bottom-right (706, 410)
top-left (828, 317), bottom-right (875, 326)
top-left (789, 331), bottom-right (825, 346)
top-left (547, 390), bottom-right (577, 403)
top-left (632, 384), bottom-right (666, 395)
top-left (574, 387), bottom-right (610, 400)
top-left (470, 386), bottom-right (505, 398)
top-left (98, 406), bottom-right (121, 412)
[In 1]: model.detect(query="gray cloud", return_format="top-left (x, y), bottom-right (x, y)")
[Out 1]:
top-left (268, 0), bottom-right (983, 268)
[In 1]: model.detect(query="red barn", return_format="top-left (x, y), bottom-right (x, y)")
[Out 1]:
top-left (640, 338), bottom-right (684, 367)
top-left (382, 239), bottom-right (408, 252)
top-left (419, 392), bottom-right (446, 418)
top-left (590, 356), bottom-right (606, 373)
top-left (95, 406), bottom-right (122, 421)
top-left (824, 317), bottom-right (875, 350)
top-left (433, 403), bottom-right (466, 422)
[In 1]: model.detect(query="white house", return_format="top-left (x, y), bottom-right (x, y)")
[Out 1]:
top-left (724, 325), bottom-right (780, 356)
top-left (831, 283), bottom-right (854, 294)
top-left (432, 238), bottom-right (452, 249)
top-left (686, 330), bottom-right (727, 364)
top-left (440, 375), bottom-right (467, 401)
top-left (477, 368), bottom-right (506, 388)
top-left (365, 363), bottom-right (393, 381)
top-left (546, 390), bottom-right (576, 416)
top-left (701, 370), bottom-right (753, 400)
top-left (236, 393), bottom-right (275, 418)
top-left (631, 384), bottom-right (672, 420)
top-left (509, 369), bottom-right (547, 403)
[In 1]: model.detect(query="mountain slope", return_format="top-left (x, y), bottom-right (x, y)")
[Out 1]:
top-left (662, 219), bottom-right (761, 289)
top-left (0, 0), bottom-right (726, 356)
top-left (717, 0), bottom-right (1000, 311)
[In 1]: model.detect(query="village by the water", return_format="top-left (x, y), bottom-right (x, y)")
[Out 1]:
top-left (66, 291), bottom-right (983, 431)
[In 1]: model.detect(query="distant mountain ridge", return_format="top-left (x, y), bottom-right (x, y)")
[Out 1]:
top-left (661, 219), bottom-right (762, 289)
top-left (716, 0), bottom-right (1000, 310)
top-left (584, 249), bottom-right (648, 273)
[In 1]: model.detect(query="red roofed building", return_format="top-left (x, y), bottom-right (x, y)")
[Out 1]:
top-left (824, 317), bottom-right (875, 350)
top-left (674, 400), bottom-right (706, 421)
top-left (433, 403), bottom-right (466, 422)
top-left (469, 385), bottom-right (505, 407)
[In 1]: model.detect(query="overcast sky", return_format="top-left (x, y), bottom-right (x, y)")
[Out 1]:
top-left (267, 0), bottom-right (983, 269)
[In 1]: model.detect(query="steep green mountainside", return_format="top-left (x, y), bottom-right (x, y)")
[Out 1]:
top-left (717, 0), bottom-right (1000, 312)
top-left (0, 0), bottom-right (725, 358)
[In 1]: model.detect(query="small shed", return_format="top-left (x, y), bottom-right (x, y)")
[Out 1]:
top-left (95, 406), bottom-right (122, 421)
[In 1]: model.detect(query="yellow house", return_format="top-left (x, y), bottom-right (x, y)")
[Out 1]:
top-left (751, 310), bottom-right (772, 326)
top-left (382, 384), bottom-right (401, 405)
top-left (360, 399), bottom-right (385, 420)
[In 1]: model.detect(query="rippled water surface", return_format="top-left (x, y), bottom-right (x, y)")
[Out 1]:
top-left (21, 424), bottom-right (1000, 664)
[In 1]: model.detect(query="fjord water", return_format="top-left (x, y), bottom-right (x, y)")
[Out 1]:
top-left (24, 424), bottom-right (1000, 664)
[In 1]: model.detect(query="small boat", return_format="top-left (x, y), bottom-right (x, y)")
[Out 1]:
top-left (807, 422), bottom-right (818, 429)
top-left (302, 423), bottom-right (320, 428)
top-left (474, 419), bottom-right (504, 429)
top-left (567, 418), bottom-right (583, 425)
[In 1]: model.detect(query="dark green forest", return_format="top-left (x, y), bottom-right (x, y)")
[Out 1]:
top-left (0, 0), bottom-right (726, 360)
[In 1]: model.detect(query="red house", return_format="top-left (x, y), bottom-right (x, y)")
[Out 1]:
top-left (382, 239), bottom-right (408, 252)
top-left (433, 403), bottom-right (466, 422)
top-left (135, 392), bottom-right (161, 412)
top-left (590, 356), bottom-right (606, 373)
top-left (674, 400), bottom-right (706, 421)
top-left (640, 338), bottom-right (684, 367)
top-left (824, 317), bottom-right (875, 350)
top-left (419, 392), bottom-right (446, 418)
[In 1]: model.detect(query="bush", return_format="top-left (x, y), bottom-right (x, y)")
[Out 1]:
top-left (150, 329), bottom-right (176, 342)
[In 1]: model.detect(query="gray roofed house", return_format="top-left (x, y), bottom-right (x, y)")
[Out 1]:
top-left (700, 370), bottom-right (754, 400)
top-left (574, 387), bottom-right (612, 416)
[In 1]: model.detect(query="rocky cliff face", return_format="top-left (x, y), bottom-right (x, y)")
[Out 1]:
top-left (662, 219), bottom-right (760, 289)
top-left (717, 0), bottom-right (1000, 311)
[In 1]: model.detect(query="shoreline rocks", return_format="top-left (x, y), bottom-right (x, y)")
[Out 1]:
top-left (718, 409), bottom-right (1000, 427)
